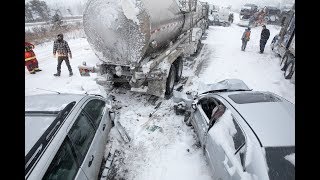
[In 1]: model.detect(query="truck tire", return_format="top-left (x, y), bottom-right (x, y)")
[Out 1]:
top-left (284, 61), bottom-right (294, 79)
top-left (174, 58), bottom-right (183, 82)
top-left (280, 55), bottom-right (288, 71)
top-left (165, 65), bottom-right (176, 96)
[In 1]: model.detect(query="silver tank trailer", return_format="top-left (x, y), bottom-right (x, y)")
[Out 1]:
top-left (83, 0), bottom-right (203, 67)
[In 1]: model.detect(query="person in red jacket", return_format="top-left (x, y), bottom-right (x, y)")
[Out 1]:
top-left (25, 42), bottom-right (41, 74)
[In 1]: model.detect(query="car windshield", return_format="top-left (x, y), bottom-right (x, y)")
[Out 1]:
top-left (265, 146), bottom-right (295, 180)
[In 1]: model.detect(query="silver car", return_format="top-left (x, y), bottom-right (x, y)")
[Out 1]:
top-left (25, 93), bottom-right (115, 180)
top-left (183, 79), bottom-right (295, 180)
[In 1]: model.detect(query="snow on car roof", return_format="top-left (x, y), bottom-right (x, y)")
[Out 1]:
top-left (25, 116), bottom-right (56, 156)
top-left (198, 79), bottom-right (251, 95)
top-left (25, 94), bottom-right (86, 155)
top-left (25, 93), bottom-right (86, 111)
top-left (220, 91), bottom-right (295, 147)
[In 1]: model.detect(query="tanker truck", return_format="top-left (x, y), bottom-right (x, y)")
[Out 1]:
top-left (79, 0), bottom-right (209, 97)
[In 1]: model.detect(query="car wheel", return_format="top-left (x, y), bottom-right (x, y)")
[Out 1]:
top-left (284, 61), bottom-right (294, 79)
top-left (165, 65), bottom-right (176, 96)
top-left (280, 55), bottom-right (288, 70)
top-left (174, 58), bottom-right (183, 82)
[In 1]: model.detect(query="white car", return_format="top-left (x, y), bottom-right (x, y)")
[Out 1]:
top-left (25, 93), bottom-right (115, 180)
top-left (175, 79), bottom-right (295, 179)
top-left (237, 17), bottom-right (250, 27)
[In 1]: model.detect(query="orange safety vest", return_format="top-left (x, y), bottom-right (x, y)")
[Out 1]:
top-left (25, 51), bottom-right (36, 61)
top-left (245, 31), bottom-right (251, 40)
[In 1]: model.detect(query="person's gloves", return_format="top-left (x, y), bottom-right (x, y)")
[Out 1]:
top-left (69, 54), bottom-right (72, 59)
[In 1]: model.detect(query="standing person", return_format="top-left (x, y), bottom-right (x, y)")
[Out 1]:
top-left (25, 42), bottom-right (42, 74)
top-left (259, 25), bottom-right (270, 53)
top-left (241, 27), bottom-right (251, 51)
top-left (53, 34), bottom-right (73, 76)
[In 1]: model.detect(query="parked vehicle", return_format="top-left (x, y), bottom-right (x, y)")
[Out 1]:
top-left (265, 6), bottom-right (281, 24)
top-left (272, 4), bottom-right (295, 81)
top-left (237, 14), bottom-right (251, 27)
top-left (79, 0), bottom-right (209, 98)
top-left (175, 79), bottom-right (295, 180)
top-left (25, 93), bottom-right (115, 180)
top-left (239, 4), bottom-right (258, 17)
top-left (211, 6), bottom-right (232, 26)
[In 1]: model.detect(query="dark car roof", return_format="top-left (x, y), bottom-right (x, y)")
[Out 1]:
top-left (218, 91), bottom-right (295, 147)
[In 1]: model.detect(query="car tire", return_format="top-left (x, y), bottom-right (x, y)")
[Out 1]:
top-left (280, 55), bottom-right (288, 71)
top-left (174, 58), bottom-right (183, 82)
top-left (165, 65), bottom-right (176, 96)
top-left (284, 60), bottom-right (294, 79)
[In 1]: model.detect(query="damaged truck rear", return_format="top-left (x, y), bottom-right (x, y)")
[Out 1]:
top-left (80, 0), bottom-right (209, 97)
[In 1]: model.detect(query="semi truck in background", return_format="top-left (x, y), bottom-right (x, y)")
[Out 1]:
top-left (271, 3), bottom-right (295, 83)
top-left (79, 0), bottom-right (209, 97)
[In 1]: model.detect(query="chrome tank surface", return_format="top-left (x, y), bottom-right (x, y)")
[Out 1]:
top-left (83, 0), bottom-right (185, 66)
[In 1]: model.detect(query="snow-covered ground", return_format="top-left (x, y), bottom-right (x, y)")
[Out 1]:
top-left (187, 14), bottom-right (295, 103)
top-left (25, 13), bottom-right (294, 179)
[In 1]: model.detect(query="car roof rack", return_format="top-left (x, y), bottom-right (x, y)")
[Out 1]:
top-left (25, 101), bottom-right (76, 179)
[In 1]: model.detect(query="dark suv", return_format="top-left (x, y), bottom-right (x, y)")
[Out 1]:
top-left (240, 4), bottom-right (258, 17)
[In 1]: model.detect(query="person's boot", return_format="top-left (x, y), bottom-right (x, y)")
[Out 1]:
top-left (34, 68), bottom-right (42, 72)
top-left (54, 73), bottom-right (60, 76)
top-left (30, 71), bottom-right (36, 74)
top-left (69, 72), bottom-right (73, 77)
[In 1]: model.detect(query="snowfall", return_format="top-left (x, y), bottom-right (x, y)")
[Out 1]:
top-left (25, 12), bottom-right (294, 180)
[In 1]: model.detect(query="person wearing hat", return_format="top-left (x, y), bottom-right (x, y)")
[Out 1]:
top-left (53, 34), bottom-right (73, 76)
top-left (241, 27), bottom-right (251, 51)
top-left (259, 25), bottom-right (270, 53)
top-left (25, 42), bottom-right (42, 74)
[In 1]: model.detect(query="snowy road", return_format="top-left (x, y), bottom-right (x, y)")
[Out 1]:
top-left (190, 23), bottom-right (295, 103)
top-left (25, 17), bottom-right (294, 180)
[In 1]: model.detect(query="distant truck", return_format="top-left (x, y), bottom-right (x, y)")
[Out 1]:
top-left (211, 6), bottom-right (232, 26)
top-left (264, 6), bottom-right (281, 24)
top-left (272, 4), bottom-right (295, 82)
top-left (239, 3), bottom-right (258, 18)
top-left (80, 0), bottom-right (209, 97)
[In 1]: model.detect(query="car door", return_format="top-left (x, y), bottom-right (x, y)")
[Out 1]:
top-left (82, 98), bottom-right (111, 144)
top-left (206, 110), bottom-right (246, 179)
top-left (191, 103), bottom-right (210, 146)
top-left (67, 110), bottom-right (104, 180)
top-left (42, 138), bottom-right (88, 180)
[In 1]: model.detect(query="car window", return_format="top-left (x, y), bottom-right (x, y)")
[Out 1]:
top-left (68, 111), bottom-right (95, 164)
top-left (232, 118), bottom-right (246, 169)
top-left (43, 139), bottom-right (78, 180)
top-left (83, 99), bottom-right (106, 128)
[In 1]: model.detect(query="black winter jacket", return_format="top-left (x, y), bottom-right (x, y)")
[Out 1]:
top-left (261, 29), bottom-right (270, 41)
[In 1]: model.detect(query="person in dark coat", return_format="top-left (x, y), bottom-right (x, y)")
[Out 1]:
top-left (241, 27), bottom-right (251, 51)
top-left (259, 25), bottom-right (270, 53)
top-left (53, 34), bottom-right (73, 76)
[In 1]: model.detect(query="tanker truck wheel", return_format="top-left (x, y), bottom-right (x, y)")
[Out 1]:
top-left (280, 55), bottom-right (288, 71)
top-left (174, 58), bottom-right (183, 82)
top-left (165, 65), bottom-right (176, 96)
